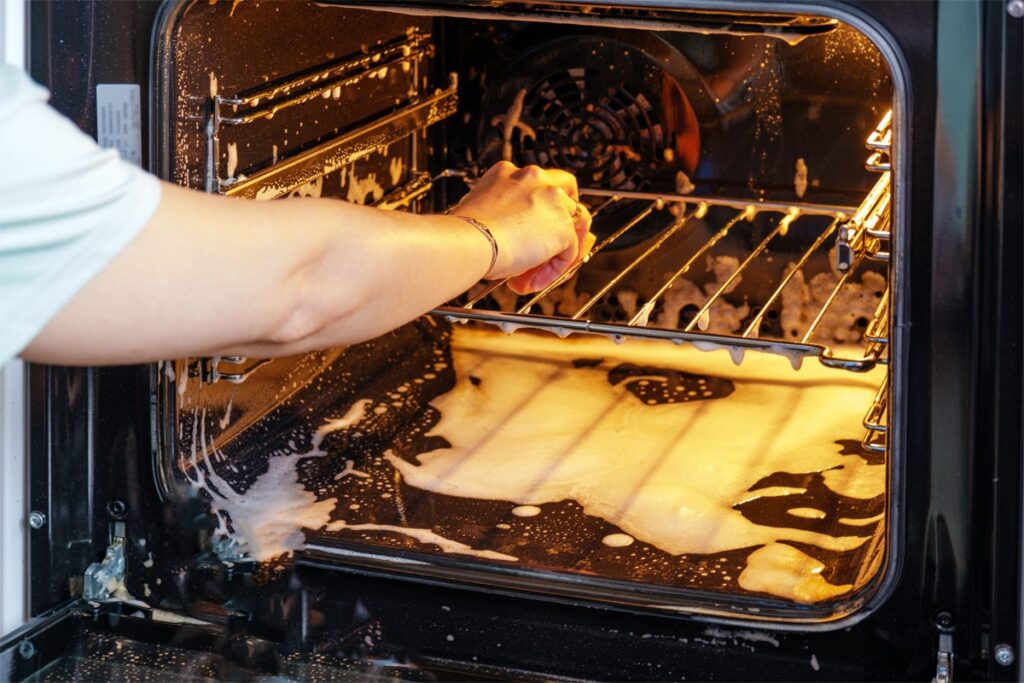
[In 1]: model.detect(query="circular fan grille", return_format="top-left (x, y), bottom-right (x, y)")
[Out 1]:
top-left (517, 68), bottom-right (667, 192)
top-left (478, 34), bottom-right (703, 249)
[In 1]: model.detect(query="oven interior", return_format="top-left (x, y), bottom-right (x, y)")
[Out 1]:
top-left (156, 0), bottom-right (896, 626)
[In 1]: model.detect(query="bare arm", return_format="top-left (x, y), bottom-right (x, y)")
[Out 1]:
top-left (22, 162), bottom-right (591, 364)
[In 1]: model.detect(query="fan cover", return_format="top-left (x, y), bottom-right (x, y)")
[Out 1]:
top-left (479, 35), bottom-right (701, 247)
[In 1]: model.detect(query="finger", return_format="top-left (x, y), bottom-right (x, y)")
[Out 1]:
top-left (483, 160), bottom-right (518, 179)
top-left (509, 228), bottom-right (594, 295)
top-left (509, 164), bottom-right (545, 181)
top-left (550, 185), bottom-right (579, 218)
top-left (541, 168), bottom-right (580, 200)
top-left (508, 261), bottom-right (559, 295)
top-left (572, 201), bottom-right (593, 239)
top-left (547, 189), bottom-right (590, 267)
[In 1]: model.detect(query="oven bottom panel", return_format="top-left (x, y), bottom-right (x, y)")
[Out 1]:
top-left (169, 314), bottom-right (887, 623)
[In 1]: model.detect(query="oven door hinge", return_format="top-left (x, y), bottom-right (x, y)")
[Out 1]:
top-left (83, 522), bottom-right (126, 601)
top-left (935, 632), bottom-right (955, 683)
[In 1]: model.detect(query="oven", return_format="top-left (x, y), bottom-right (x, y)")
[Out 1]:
top-left (1, 0), bottom-right (1021, 680)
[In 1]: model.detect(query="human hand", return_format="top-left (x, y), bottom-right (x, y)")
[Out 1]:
top-left (450, 161), bottom-right (594, 295)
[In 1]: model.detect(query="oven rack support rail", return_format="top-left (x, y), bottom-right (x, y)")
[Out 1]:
top-left (209, 29), bottom-right (458, 201)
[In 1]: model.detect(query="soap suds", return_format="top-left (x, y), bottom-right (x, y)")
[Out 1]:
top-left (226, 142), bottom-right (238, 178)
top-left (389, 157), bottom-right (404, 186)
top-left (386, 329), bottom-right (884, 599)
top-left (490, 88), bottom-right (535, 161)
top-left (702, 627), bottom-right (780, 648)
top-left (289, 175), bottom-right (324, 198)
top-left (602, 533), bottom-right (635, 548)
top-left (343, 167), bottom-right (385, 205)
top-left (738, 543), bottom-right (852, 603)
top-left (182, 400), bottom-right (371, 561)
top-left (325, 521), bottom-right (518, 561)
top-left (218, 388), bottom-right (236, 430)
top-left (334, 459), bottom-right (371, 481)
top-left (786, 507), bottom-right (826, 520)
top-left (794, 158), bottom-right (808, 198)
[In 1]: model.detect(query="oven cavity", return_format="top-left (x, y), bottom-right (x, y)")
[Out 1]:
top-left (158, 0), bottom-right (896, 625)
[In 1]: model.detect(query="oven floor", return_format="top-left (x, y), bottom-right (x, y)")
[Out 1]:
top-left (178, 321), bottom-right (885, 608)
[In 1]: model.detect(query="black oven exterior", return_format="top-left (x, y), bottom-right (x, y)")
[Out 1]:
top-left (1, 1), bottom-right (1021, 681)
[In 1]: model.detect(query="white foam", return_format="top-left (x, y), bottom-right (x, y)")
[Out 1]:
top-left (794, 158), bottom-right (809, 198)
top-left (387, 329), bottom-right (885, 600)
top-left (218, 388), bottom-right (236, 430)
top-left (511, 505), bottom-right (541, 517)
top-left (787, 507), bottom-right (826, 520)
top-left (602, 533), bottom-right (635, 548)
top-left (325, 521), bottom-right (518, 562)
top-left (183, 400), bottom-right (371, 561)
top-left (226, 142), bottom-right (238, 178)
top-left (334, 459), bottom-right (371, 481)
top-left (738, 543), bottom-right (851, 604)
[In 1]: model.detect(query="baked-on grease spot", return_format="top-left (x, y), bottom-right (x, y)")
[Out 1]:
top-left (572, 357), bottom-right (604, 368)
top-left (607, 363), bottom-right (735, 405)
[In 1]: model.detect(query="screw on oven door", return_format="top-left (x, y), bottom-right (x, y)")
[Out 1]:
top-left (994, 644), bottom-right (1015, 666)
top-left (28, 511), bottom-right (46, 529)
top-left (1009, 0), bottom-right (1024, 18)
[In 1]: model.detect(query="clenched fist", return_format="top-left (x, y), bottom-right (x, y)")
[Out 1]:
top-left (449, 161), bottom-right (595, 294)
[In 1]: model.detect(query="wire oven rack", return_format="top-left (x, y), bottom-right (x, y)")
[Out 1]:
top-left (432, 182), bottom-right (890, 373)
top-left (430, 109), bottom-right (896, 456)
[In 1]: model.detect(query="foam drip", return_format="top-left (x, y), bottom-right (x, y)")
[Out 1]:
top-left (325, 521), bottom-right (518, 562)
top-left (182, 400), bottom-right (371, 561)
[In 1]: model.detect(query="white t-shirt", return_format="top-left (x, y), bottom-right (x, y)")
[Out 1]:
top-left (0, 65), bottom-right (161, 364)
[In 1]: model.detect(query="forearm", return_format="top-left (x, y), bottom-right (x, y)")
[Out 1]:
top-left (227, 193), bottom-right (495, 356)
top-left (24, 182), bottom-right (493, 364)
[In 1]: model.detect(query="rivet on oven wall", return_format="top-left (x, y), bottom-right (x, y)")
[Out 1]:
top-left (28, 511), bottom-right (46, 529)
top-left (994, 644), bottom-right (1015, 666)
top-left (1008, 0), bottom-right (1024, 18)
top-left (18, 640), bottom-right (36, 659)
top-left (107, 499), bottom-right (128, 519)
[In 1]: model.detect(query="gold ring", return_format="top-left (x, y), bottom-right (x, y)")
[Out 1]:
top-left (571, 200), bottom-right (582, 221)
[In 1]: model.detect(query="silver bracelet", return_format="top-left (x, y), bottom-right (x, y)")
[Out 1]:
top-left (450, 215), bottom-right (499, 277)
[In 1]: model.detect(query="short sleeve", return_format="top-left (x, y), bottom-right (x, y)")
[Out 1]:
top-left (0, 65), bottom-right (162, 363)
